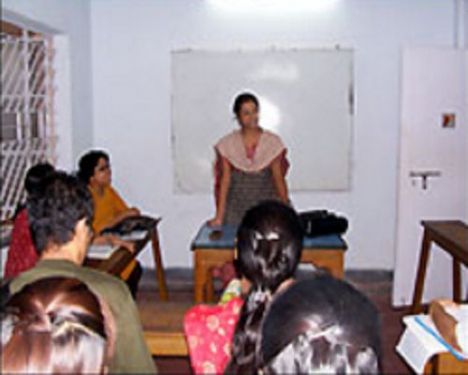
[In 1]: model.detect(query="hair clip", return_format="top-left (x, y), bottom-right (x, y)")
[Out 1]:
top-left (52, 319), bottom-right (105, 340)
top-left (303, 324), bottom-right (344, 345)
top-left (1, 315), bottom-right (18, 346)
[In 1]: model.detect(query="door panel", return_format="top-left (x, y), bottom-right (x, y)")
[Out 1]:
top-left (392, 48), bottom-right (467, 307)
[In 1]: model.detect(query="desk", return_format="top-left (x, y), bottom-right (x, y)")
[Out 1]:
top-left (192, 224), bottom-right (347, 303)
top-left (411, 221), bottom-right (468, 314)
top-left (85, 218), bottom-right (169, 301)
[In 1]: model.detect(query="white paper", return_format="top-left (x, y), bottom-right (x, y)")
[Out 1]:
top-left (396, 315), bottom-right (466, 373)
top-left (119, 230), bottom-right (147, 241)
top-left (87, 244), bottom-right (119, 259)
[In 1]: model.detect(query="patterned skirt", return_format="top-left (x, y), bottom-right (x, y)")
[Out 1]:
top-left (224, 168), bottom-right (279, 226)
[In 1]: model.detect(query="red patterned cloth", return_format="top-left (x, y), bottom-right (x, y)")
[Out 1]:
top-left (184, 297), bottom-right (244, 374)
top-left (4, 209), bottom-right (38, 279)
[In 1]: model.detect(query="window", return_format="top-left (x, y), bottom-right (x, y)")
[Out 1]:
top-left (1, 21), bottom-right (56, 220)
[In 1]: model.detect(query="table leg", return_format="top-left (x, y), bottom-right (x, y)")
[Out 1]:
top-left (206, 268), bottom-right (215, 303)
top-left (453, 258), bottom-right (461, 303)
top-left (194, 251), bottom-right (208, 303)
top-left (324, 254), bottom-right (344, 279)
top-left (150, 227), bottom-right (169, 301)
top-left (411, 230), bottom-right (431, 314)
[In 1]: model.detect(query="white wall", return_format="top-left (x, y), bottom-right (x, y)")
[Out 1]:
top-left (89, 0), bottom-right (456, 269)
top-left (2, 0), bottom-right (94, 169)
top-left (465, 1), bottom-right (468, 223)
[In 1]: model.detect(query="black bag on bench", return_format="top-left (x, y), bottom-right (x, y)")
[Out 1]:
top-left (298, 210), bottom-right (348, 237)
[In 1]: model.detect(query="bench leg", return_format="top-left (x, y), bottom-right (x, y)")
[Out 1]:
top-left (150, 227), bottom-right (169, 301)
top-left (411, 230), bottom-right (431, 314)
top-left (453, 258), bottom-right (461, 303)
top-left (194, 252), bottom-right (208, 303)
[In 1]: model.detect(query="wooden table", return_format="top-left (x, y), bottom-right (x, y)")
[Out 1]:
top-left (85, 217), bottom-right (169, 301)
top-left (411, 220), bottom-right (468, 314)
top-left (192, 224), bottom-right (347, 303)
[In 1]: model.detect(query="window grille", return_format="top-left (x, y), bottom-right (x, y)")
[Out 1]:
top-left (1, 24), bottom-right (56, 221)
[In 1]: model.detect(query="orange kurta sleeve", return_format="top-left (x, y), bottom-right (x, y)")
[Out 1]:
top-left (91, 186), bottom-right (129, 234)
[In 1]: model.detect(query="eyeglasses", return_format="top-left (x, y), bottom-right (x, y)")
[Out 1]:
top-left (97, 164), bottom-right (111, 172)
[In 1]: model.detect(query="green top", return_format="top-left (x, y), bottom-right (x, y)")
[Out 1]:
top-left (10, 259), bottom-right (157, 374)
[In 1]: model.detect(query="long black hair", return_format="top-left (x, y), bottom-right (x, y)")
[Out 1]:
top-left (260, 274), bottom-right (382, 374)
top-left (225, 200), bottom-right (303, 373)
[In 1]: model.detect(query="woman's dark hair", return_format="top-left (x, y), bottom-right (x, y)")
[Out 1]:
top-left (26, 171), bottom-right (93, 254)
top-left (225, 200), bottom-right (303, 373)
top-left (24, 162), bottom-right (55, 196)
top-left (260, 274), bottom-right (382, 374)
top-left (232, 92), bottom-right (260, 118)
top-left (77, 150), bottom-right (109, 184)
top-left (1, 277), bottom-right (115, 374)
top-left (13, 162), bottom-right (55, 218)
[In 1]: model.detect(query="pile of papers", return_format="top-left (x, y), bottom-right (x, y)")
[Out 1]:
top-left (396, 314), bottom-right (468, 373)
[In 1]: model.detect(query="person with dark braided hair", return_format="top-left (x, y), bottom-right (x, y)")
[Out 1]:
top-left (184, 200), bottom-right (303, 374)
top-left (1, 276), bottom-right (115, 374)
top-left (224, 200), bottom-right (303, 373)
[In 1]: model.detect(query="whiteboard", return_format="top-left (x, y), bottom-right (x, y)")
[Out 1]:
top-left (171, 48), bottom-right (353, 193)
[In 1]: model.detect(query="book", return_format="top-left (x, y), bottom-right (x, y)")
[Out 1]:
top-left (396, 314), bottom-right (467, 373)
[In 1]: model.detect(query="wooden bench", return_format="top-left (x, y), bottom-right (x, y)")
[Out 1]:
top-left (140, 301), bottom-right (191, 356)
top-left (192, 223), bottom-right (347, 303)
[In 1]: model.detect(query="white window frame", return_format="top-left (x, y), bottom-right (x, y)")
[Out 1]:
top-left (1, 22), bottom-right (56, 221)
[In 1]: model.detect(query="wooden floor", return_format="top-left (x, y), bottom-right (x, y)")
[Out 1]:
top-left (136, 268), bottom-right (413, 374)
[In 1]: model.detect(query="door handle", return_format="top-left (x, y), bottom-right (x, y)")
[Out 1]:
top-left (409, 170), bottom-right (442, 189)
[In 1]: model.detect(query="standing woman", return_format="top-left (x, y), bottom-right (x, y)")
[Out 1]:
top-left (209, 92), bottom-right (290, 227)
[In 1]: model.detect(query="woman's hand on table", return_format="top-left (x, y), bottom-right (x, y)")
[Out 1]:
top-left (208, 217), bottom-right (223, 227)
top-left (107, 235), bottom-right (136, 254)
top-left (116, 238), bottom-right (136, 254)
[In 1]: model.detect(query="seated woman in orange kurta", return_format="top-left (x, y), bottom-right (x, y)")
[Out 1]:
top-left (78, 150), bottom-right (141, 296)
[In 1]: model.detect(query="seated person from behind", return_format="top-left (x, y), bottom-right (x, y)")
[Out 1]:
top-left (78, 149), bottom-right (142, 294)
top-left (6, 171), bottom-right (156, 374)
top-left (4, 162), bottom-right (55, 279)
top-left (1, 276), bottom-right (115, 374)
top-left (259, 273), bottom-right (382, 374)
top-left (184, 200), bottom-right (303, 374)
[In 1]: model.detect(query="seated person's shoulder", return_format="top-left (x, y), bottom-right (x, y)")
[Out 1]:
top-left (83, 267), bottom-right (128, 293)
top-left (77, 267), bottom-right (133, 301)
